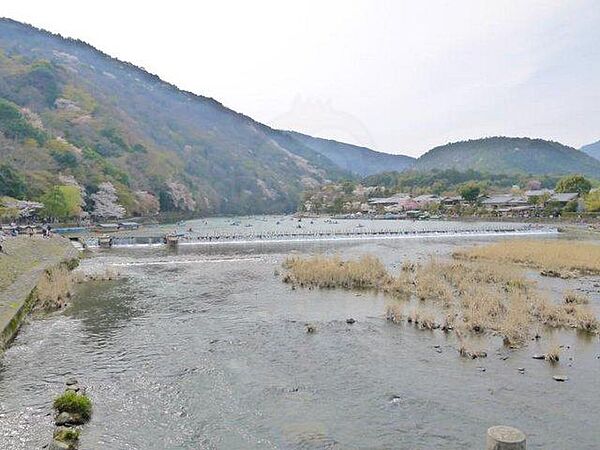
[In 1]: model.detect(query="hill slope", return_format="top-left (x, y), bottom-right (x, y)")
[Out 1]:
top-left (0, 18), bottom-right (351, 216)
top-left (284, 131), bottom-right (415, 176)
top-left (414, 137), bottom-right (600, 178)
top-left (581, 140), bottom-right (600, 162)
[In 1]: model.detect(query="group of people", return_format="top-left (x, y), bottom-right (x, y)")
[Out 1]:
top-left (0, 224), bottom-right (54, 254)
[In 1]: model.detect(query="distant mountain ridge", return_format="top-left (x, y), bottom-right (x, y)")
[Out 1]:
top-left (581, 140), bottom-right (600, 162)
top-left (413, 137), bottom-right (600, 178)
top-left (283, 131), bottom-right (415, 176)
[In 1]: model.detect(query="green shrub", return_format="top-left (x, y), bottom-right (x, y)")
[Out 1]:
top-left (53, 391), bottom-right (92, 420)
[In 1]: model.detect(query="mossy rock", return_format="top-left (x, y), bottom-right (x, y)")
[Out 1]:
top-left (53, 391), bottom-right (92, 421)
top-left (54, 426), bottom-right (80, 444)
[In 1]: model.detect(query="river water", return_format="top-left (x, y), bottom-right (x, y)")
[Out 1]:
top-left (0, 218), bottom-right (598, 449)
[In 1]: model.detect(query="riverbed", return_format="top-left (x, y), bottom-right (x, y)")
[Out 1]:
top-left (0, 219), bottom-right (599, 449)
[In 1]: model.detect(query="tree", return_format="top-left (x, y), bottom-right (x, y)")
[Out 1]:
top-left (134, 191), bottom-right (160, 216)
top-left (458, 182), bottom-right (481, 202)
top-left (39, 185), bottom-right (82, 220)
top-left (40, 186), bottom-right (71, 220)
top-left (165, 181), bottom-right (196, 211)
top-left (526, 179), bottom-right (542, 190)
top-left (0, 163), bottom-right (27, 199)
top-left (555, 175), bottom-right (592, 195)
top-left (584, 190), bottom-right (600, 212)
top-left (90, 182), bottom-right (126, 219)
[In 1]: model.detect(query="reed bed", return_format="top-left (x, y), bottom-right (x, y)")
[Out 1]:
top-left (282, 255), bottom-right (390, 289)
top-left (36, 266), bottom-right (73, 310)
top-left (454, 240), bottom-right (600, 277)
top-left (283, 251), bottom-right (599, 346)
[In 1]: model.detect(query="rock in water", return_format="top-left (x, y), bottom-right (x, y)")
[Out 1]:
top-left (346, 318), bottom-right (356, 324)
top-left (553, 375), bottom-right (568, 382)
top-left (48, 440), bottom-right (70, 450)
top-left (55, 411), bottom-right (85, 426)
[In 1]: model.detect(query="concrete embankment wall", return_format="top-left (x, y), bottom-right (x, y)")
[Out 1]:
top-left (0, 237), bottom-right (79, 352)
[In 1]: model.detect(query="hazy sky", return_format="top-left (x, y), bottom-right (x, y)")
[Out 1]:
top-left (2, 1), bottom-right (599, 156)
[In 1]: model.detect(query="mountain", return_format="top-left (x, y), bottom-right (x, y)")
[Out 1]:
top-left (0, 18), bottom-right (354, 216)
top-left (580, 140), bottom-right (600, 162)
top-left (413, 137), bottom-right (600, 178)
top-left (283, 131), bottom-right (415, 176)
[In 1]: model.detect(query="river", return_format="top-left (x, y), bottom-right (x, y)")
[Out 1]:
top-left (0, 218), bottom-right (598, 449)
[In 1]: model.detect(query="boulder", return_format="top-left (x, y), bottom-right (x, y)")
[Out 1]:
top-left (553, 375), bottom-right (568, 382)
top-left (55, 412), bottom-right (85, 426)
top-left (346, 318), bottom-right (356, 324)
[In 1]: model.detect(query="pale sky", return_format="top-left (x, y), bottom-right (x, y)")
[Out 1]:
top-left (2, 0), bottom-right (599, 156)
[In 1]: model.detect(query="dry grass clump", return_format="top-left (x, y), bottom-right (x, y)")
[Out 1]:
top-left (456, 333), bottom-right (487, 359)
top-left (563, 290), bottom-right (589, 305)
top-left (36, 266), bottom-right (73, 310)
top-left (455, 240), bottom-right (600, 277)
top-left (282, 255), bottom-right (390, 289)
top-left (545, 345), bottom-right (560, 363)
top-left (73, 267), bottom-right (122, 283)
top-left (497, 293), bottom-right (531, 346)
top-left (387, 303), bottom-right (439, 329)
top-left (532, 299), bottom-right (599, 333)
top-left (385, 303), bottom-right (404, 323)
top-left (413, 262), bottom-right (454, 306)
top-left (282, 250), bottom-right (600, 346)
top-left (416, 310), bottom-right (438, 330)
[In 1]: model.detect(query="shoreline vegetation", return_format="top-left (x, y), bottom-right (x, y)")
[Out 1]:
top-left (453, 240), bottom-right (600, 278)
top-left (282, 239), bottom-right (600, 350)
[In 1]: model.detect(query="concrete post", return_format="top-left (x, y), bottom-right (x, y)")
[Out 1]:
top-left (486, 426), bottom-right (526, 450)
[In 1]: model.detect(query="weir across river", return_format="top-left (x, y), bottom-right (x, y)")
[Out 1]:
top-left (61, 222), bottom-right (558, 249)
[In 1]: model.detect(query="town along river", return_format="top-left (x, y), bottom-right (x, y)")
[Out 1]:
top-left (0, 219), bottom-right (599, 449)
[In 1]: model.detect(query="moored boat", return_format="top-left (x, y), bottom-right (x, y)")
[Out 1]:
top-left (97, 235), bottom-right (113, 248)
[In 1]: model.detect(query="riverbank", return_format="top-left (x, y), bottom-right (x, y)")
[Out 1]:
top-left (0, 236), bottom-right (79, 351)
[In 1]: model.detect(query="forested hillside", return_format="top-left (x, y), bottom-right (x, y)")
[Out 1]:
top-left (581, 140), bottom-right (600, 162)
top-left (414, 137), bottom-right (600, 178)
top-left (0, 18), bottom-right (350, 216)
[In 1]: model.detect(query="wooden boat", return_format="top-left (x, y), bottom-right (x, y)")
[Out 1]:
top-left (164, 234), bottom-right (179, 246)
top-left (97, 235), bottom-right (113, 248)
